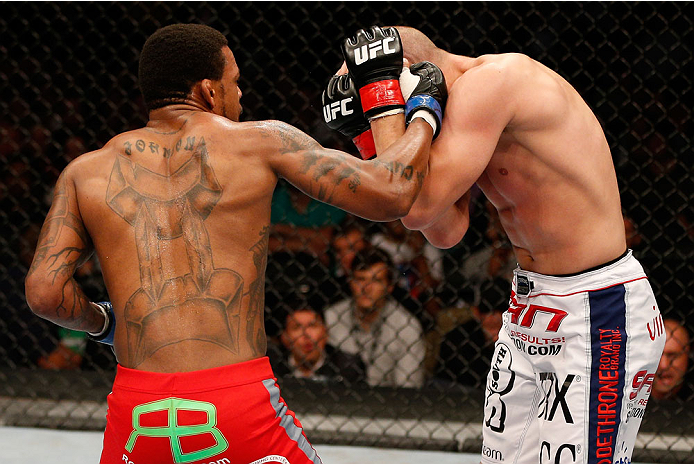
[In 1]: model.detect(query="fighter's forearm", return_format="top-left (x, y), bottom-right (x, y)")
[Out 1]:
top-left (60, 279), bottom-right (106, 332)
top-left (28, 276), bottom-right (105, 333)
top-left (370, 113), bottom-right (407, 154)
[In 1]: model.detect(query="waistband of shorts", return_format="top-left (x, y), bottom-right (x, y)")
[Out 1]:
top-left (513, 249), bottom-right (647, 296)
top-left (113, 356), bottom-right (275, 393)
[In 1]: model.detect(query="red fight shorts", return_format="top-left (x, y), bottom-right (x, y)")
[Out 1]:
top-left (100, 357), bottom-right (322, 464)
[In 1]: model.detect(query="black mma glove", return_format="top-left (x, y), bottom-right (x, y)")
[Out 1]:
top-left (87, 301), bottom-right (116, 345)
top-left (399, 61), bottom-right (448, 139)
top-left (322, 73), bottom-right (376, 160)
top-left (341, 26), bottom-right (405, 121)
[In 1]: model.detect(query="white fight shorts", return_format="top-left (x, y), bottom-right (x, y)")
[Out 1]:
top-left (482, 250), bottom-right (665, 464)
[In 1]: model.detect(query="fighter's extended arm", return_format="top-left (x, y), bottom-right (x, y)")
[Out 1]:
top-left (262, 119), bottom-right (432, 221)
top-left (25, 167), bottom-right (107, 334)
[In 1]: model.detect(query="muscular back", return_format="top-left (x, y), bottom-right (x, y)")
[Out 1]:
top-left (73, 113), bottom-right (277, 371)
top-left (410, 53), bottom-right (626, 274)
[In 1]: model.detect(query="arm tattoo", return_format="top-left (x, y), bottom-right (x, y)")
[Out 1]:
top-left (28, 174), bottom-right (98, 329)
top-left (258, 121), bottom-right (367, 198)
top-left (29, 175), bottom-right (91, 277)
top-left (257, 120), bottom-right (321, 154)
top-left (259, 121), bottom-right (423, 202)
top-left (374, 159), bottom-right (425, 187)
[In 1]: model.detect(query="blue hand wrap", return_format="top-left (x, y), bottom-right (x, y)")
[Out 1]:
top-left (405, 94), bottom-right (443, 134)
top-left (89, 301), bottom-right (115, 345)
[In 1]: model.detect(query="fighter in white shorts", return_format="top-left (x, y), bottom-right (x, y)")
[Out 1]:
top-left (329, 25), bottom-right (665, 464)
top-left (483, 250), bottom-right (665, 464)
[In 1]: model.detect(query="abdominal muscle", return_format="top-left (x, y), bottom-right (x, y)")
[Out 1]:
top-left (478, 177), bottom-right (626, 276)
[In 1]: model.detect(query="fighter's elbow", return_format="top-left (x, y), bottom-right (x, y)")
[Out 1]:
top-left (401, 204), bottom-right (435, 231)
top-left (401, 213), bottom-right (427, 231)
top-left (428, 232), bottom-right (462, 249)
top-left (374, 197), bottom-right (413, 222)
top-left (368, 186), bottom-right (418, 221)
top-left (25, 275), bottom-right (60, 318)
top-left (424, 227), bottom-right (465, 249)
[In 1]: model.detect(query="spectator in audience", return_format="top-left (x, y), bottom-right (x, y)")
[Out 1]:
top-left (652, 318), bottom-right (692, 401)
top-left (371, 220), bottom-right (443, 328)
top-left (333, 216), bottom-right (372, 280)
top-left (324, 247), bottom-right (426, 388)
top-left (267, 298), bottom-right (365, 384)
top-left (434, 278), bottom-right (508, 388)
top-left (265, 181), bottom-right (347, 332)
top-left (325, 214), bottom-right (373, 304)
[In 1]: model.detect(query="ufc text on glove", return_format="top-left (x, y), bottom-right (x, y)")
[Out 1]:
top-left (341, 26), bottom-right (405, 121)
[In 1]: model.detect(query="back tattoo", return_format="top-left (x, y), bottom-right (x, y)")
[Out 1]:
top-left (107, 136), bottom-right (244, 366)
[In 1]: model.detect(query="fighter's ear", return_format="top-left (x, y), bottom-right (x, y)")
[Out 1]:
top-left (200, 79), bottom-right (216, 110)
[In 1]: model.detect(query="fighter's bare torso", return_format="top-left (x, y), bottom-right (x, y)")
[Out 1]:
top-left (419, 53), bottom-right (626, 274)
top-left (72, 113), bottom-right (277, 372)
top-left (58, 102), bottom-right (432, 373)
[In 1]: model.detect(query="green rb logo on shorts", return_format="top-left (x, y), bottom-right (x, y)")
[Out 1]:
top-left (125, 397), bottom-right (229, 463)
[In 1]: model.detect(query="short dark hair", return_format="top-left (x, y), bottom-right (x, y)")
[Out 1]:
top-left (351, 247), bottom-right (394, 283)
top-left (283, 293), bottom-right (325, 326)
top-left (139, 24), bottom-right (228, 111)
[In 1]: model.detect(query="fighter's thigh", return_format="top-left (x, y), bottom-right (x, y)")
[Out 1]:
top-left (535, 281), bottom-right (666, 464)
top-left (482, 330), bottom-right (540, 464)
top-left (535, 366), bottom-right (588, 464)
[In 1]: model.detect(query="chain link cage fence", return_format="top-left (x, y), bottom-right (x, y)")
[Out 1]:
top-left (1, 1), bottom-right (692, 461)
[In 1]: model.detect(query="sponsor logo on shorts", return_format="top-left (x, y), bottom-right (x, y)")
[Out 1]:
top-left (509, 331), bottom-right (566, 345)
top-left (516, 275), bottom-right (533, 295)
top-left (507, 292), bottom-right (569, 332)
top-left (647, 308), bottom-right (664, 341)
top-left (323, 97), bottom-right (355, 123)
top-left (624, 370), bottom-right (654, 423)
top-left (482, 444), bottom-right (504, 461)
top-left (540, 442), bottom-right (579, 464)
top-left (629, 370), bottom-right (655, 400)
top-left (126, 397), bottom-right (228, 464)
top-left (353, 37), bottom-right (398, 65)
top-left (538, 373), bottom-right (577, 423)
top-left (613, 441), bottom-right (632, 464)
top-left (625, 405), bottom-right (646, 421)
top-left (249, 456), bottom-right (290, 464)
top-left (592, 327), bottom-right (625, 464)
top-left (597, 329), bottom-right (622, 371)
top-left (509, 330), bottom-right (565, 356)
top-left (484, 343), bottom-right (515, 433)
